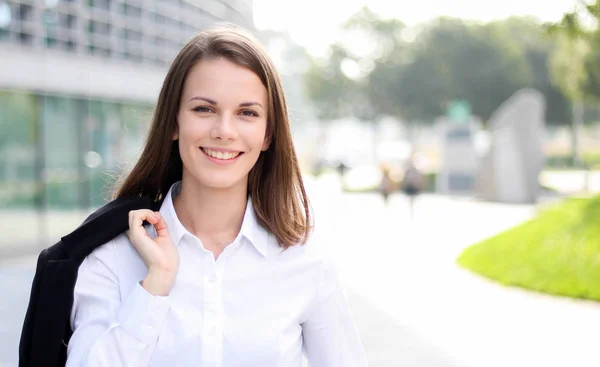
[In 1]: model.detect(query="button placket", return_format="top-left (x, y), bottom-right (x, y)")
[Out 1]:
top-left (201, 271), bottom-right (223, 365)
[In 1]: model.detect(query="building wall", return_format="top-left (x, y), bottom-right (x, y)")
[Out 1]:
top-left (0, 0), bottom-right (255, 252)
top-left (0, 0), bottom-right (253, 64)
top-left (0, 0), bottom-right (254, 100)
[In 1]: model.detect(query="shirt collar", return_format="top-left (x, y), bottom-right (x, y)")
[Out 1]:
top-left (240, 196), bottom-right (271, 258)
top-left (160, 181), bottom-right (272, 258)
top-left (159, 181), bottom-right (187, 247)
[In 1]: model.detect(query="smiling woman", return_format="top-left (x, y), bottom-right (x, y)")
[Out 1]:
top-left (64, 25), bottom-right (368, 367)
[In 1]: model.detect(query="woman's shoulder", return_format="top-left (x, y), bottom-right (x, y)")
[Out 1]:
top-left (80, 228), bottom-right (147, 276)
top-left (277, 235), bottom-right (343, 304)
top-left (276, 232), bottom-right (336, 274)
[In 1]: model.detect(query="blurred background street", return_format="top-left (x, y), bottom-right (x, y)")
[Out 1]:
top-left (3, 0), bottom-right (600, 366)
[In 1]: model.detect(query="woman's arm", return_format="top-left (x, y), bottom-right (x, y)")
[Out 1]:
top-left (66, 239), bottom-right (171, 367)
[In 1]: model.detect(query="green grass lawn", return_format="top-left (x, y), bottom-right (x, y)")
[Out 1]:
top-left (457, 195), bottom-right (600, 301)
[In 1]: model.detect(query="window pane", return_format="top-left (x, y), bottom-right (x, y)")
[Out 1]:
top-left (0, 91), bottom-right (41, 252)
top-left (40, 94), bottom-right (81, 209)
top-left (0, 90), bottom-right (38, 208)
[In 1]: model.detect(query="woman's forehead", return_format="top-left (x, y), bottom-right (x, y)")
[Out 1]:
top-left (182, 58), bottom-right (267, 102)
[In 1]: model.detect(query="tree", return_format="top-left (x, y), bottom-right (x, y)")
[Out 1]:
top-left (303, 7), bottom-right (405, 122)
top-left (343, 7), bottom-right (407, 121)
top-left (546, 1), bottom-right (600, 166)
top-left (547, 0), bottom-right (600, 104)
top-left (403, 18), bottom-right (535, 121)
top-left (304, 44), bottom-right (374, 121)
top-left (489, 17), bottom-right (572, 124)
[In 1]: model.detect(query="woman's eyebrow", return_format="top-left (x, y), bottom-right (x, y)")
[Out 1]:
top-left (188, 96), bottom-right (217, 104)
top-left (239, 101), bottom-right (263, 109)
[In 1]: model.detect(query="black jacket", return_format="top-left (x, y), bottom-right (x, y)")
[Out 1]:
top-left (19, 195), bottom-right (159, 367)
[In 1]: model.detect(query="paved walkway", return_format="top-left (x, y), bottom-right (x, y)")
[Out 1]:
top-left (306, 176), bottom-right (600, 367)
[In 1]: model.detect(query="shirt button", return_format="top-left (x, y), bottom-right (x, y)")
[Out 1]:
top-left (208, 328), bottom-right (216, 337)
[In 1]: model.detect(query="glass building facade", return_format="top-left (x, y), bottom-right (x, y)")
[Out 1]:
top-left (0, 0), bottom-right (252, 65)
top-left (0, 0), bottom-right (254, 254)
top-left (0, 91), bottom-right (152, 209)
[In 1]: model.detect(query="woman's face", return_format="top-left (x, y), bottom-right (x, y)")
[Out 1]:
top-left (175, 57), bottom-right (270, 191)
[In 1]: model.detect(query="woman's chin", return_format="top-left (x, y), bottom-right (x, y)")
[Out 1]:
top-left (196, 174), bottom-right (248, 191)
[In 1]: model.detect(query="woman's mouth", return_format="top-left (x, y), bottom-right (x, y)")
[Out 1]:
top-left (200, 147), bottom-right (243, 160)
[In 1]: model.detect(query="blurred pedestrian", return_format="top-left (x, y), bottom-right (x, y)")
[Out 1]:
top-left (402, 152), bottom-right (425, 219)
top-left (336, 160), bottom-right (349, 190)
top-left (336, 160), bottom-right (349, 177)
top-left (64, 26), bottom-right (367, 366)
top-left (379, 164), bottom-right (395, 205)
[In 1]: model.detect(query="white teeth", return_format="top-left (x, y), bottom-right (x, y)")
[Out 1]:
top-left (202, 148), bottom-right (241, 160)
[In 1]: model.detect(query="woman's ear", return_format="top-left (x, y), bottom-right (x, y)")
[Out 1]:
top-left (172, 126), bottom-right (179, 141)
top-left (261, 136), bottom-right (271, 151)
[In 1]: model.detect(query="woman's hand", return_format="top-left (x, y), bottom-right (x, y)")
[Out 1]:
top-left (126, 210), bottom-right (180, 296)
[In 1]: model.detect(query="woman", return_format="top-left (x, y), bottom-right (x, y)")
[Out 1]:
top-left (66, 26), bottom-right (367, 366)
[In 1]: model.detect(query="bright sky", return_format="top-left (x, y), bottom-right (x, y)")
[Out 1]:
top-left (254, 0), bottom-right (579, 56)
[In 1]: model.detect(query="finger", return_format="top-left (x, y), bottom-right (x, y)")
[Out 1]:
top-left (130, 209), bottom-right (158, 223)
top-left (128, 211), bottom-right (134, 232)
top-left (130, 213), bottom-right (146, 230)
top-left (128, 212), bottom-right (141, 241)
top-left (129, 210), bottom-right (157, 233)
top-left (153, 212), bottom-right (170, 238)
top-left (145, 213), bottom-right (159, 224)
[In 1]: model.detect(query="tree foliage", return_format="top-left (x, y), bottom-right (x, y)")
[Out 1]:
top-left (546, 0), bottom-right (600, 105)
top-left (304, 8), bottom-right (573, 125)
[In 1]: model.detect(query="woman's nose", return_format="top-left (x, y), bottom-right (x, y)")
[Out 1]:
top-left (211, 113), bottom-right (238, 140)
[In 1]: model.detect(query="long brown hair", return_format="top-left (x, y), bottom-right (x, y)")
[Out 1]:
top-left (113, 25), bottom-right (311, 248)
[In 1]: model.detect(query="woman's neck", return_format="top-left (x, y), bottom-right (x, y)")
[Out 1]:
top-left (173, 178), bottom-right (248, 243)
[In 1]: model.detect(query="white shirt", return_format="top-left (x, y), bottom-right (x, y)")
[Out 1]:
top-left (67, 182), bottom-right (368, 367)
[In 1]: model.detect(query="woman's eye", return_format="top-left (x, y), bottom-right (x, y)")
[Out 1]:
top-left (193, 106), bottom-right (212, 113)
top-left (240, 110), bottom-right (258, 117)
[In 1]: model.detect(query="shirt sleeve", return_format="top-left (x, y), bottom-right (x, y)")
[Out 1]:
top-left (66, 238), bottom-right (171, 367)
top-left (301, 258), bottom-right (368, 367)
